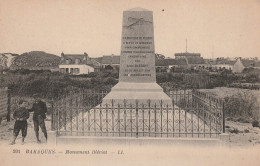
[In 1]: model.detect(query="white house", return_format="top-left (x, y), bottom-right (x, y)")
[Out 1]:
top-left (59, 52), bottom-right (95, 75)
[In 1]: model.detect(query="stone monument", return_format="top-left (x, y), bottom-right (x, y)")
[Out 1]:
top-left (103, 7), bottom-right (172, 106)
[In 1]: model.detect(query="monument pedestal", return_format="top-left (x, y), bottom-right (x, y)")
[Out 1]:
top-left (102, 82), bottom-right (172, 106)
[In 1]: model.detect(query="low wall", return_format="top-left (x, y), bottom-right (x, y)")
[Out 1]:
top-left (54, 135), bottom-right (221, 147)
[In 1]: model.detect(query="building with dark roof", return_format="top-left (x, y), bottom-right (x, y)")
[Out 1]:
top-left (175, 53), bottom-right (201, 59)
top-left (174, 52), bottom-right (206, 69)
top-left (155, 58), bottom-right (188, 72)
top-left (101, 55), bottom-right (120, 65)
top-left (254, 61), bottom-right (260, 69)
top-left (210, 58), bottom-right (236, 71)
top-left (94, 54), bottom-right (120, 71)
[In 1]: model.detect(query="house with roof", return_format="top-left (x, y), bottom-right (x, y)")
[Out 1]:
top-left (185, 56), bottom-right (207, 69)
top-left (254, 61), bottom-right (260, 69)
top-left (155, 58), bottom-right (187, 72)
top-left (232, 58), bottom-right (256, 73)
top-left (209, 57), bottom-right (258, 73)
top-left (174, 52), bottom-right (206, 69)
top-left (175, 53), bottom-right (201, 59)
top-left (59, 52), bottom-right (100, 75)
top-left (211, 58), bottom-right (235, 71)
top-left (96, 54), bottom-right (120, 71)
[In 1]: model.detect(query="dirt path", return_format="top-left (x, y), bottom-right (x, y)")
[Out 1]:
top-left (0, 113), bottom-right (51, 146)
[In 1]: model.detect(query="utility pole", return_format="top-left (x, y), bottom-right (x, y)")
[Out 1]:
top-left (185, 39), bottom-right (188, 53)
top-left (212, 45), bottom-right (214, 60)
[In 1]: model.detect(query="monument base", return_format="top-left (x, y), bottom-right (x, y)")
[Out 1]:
top-left (102, 82), bottom-right (172, 106)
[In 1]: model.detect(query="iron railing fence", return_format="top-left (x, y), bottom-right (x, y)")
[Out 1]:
top-left (192, 90), bottom-right (225, 133)
top-left (51, 89), bottom-right (225, 138)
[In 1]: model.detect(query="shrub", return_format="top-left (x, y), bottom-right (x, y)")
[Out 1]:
top-left (229, 128), bottom-right (240, 134)
top-left (235, 117), bottom-right (250, 123)
top-left (224, 90), bottom-right (259, 122)
top-left (244, 129), bottom-right (250, 133)
top-left (88, 72), bottom-right (97, 78)
top-left (103, 77), bottom-right (118, 85)
top-left (252, 120), bottom-right (259, 128)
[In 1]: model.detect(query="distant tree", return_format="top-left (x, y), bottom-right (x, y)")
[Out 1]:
top-left (155, 53), bottom-right (165, 60)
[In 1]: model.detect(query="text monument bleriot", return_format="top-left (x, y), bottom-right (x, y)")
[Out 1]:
top-left (102, 7), bottom-right (172, 106)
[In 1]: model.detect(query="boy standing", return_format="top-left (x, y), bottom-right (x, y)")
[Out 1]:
top-left (10, 100), bottom-right (30, 145)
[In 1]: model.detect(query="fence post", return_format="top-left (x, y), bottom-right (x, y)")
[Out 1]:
top-left (106, 103), bottom-right (108, 136)
top-left (124, 99), bottom-right (127, 137)
top-left (160, 100), bottom-right (163, 137)
top-left (154, 103), bottom-right (157, 137)
top-left (136, 100), bottom-right (138, 138)
top-left (70, 97), bottom-right (73, 136)
top-left (166, 103), bottom-right (169, 138)
top-left (148, 100), bottom-right (151, 137)
top-left (6, 89), bottom-right (11, 122)
top-left (222, 100), bottom-right (225, 133)
top-left (130, 103), bottom-right (133, 137)
top-left (51, 98), bottom-right (54, 131)
top-left (172, 98), bottom-right (175, 137)
top-left (100, 101), bottom-right (102, 136)
top-left (112, 99), bottom-right (114, 137)
top-left (142, 103), bottom-right (145, 137)
top-left (118, 103), bottom-right (120, 137)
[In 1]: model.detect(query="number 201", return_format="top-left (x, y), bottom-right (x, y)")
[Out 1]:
top-left (13, 149), bottom-right (20, 153)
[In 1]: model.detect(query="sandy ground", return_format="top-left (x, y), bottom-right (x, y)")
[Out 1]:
top-left (0, 113), bottom-right (51, 146)
top-left (225, 120), bottom-right (260, 147)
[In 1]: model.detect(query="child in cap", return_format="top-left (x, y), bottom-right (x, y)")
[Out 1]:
top-left (10, 100), bottom-right (30, 145)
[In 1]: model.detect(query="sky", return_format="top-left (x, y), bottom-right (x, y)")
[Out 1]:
top-left (0, 0), bottom-right (260, 59)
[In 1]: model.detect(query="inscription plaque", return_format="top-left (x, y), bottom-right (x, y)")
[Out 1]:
top-left (119, 8), bottom-right (156, 83)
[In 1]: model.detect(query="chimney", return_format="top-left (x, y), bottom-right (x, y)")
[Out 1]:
top-left (61, 52), bottom-right (64, 60)
top-left (84, 52), bottom-right (90, 64)
top-left (111, 54), bottom-right (114, 65)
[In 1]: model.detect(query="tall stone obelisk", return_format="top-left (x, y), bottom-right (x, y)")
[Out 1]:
top-left (103, 7), bottom-right (172, 106)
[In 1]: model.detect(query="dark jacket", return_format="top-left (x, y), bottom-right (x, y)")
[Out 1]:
top-left (29, 101), bottom-right (47, 120)
top-left (13, 107), bottom-right (30, 121)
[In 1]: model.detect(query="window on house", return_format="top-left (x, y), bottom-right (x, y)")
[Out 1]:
top-left (74, 68), bottom-right (79, 74)
top-left (66, 59), bottom-right (70, 65)
top-left (75, 59), bottom-right (80, 64)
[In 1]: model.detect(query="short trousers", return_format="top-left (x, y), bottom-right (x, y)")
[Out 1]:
top-left (13, 120), bottom-right (27, 137)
